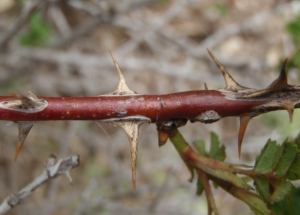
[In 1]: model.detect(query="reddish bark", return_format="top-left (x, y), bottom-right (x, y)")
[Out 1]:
top-left (0, 90), bottom-right (268, 122)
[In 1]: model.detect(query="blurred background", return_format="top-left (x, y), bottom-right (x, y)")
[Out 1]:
top-left (0, 0), bottom-right (299, 214)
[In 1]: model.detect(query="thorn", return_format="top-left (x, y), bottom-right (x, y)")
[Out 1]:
top-left (14, 121), bottom-right (34, 162)
top-left (112, 121), bottom-right (142, 193)
top-left (282, 102), bottom-right (294, 123)
top-left (238, 115), bottom-right (251, 158)
top-left (109, 51), bottom-right (136, 95)
top-left (207, 49), bottom-right (246, 91)
top-left (158, 130), bottom-right (169, 147)
top-left (204, 82), bottom-right (208, 90)
top-left (102, 116), bottom-right (150, 193)
top-left (266, 58), bottom-right (288, 91)
top-left (245, 59), bottom-right (290, 98)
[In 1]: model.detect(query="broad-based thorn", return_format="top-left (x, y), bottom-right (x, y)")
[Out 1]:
top-left (109, 51), bottom-right (136, 95)
top-left (238, 115), bottom-right (251, 158)
top-left (115, 121), bottom-right (141, 193)
top-left (157, 130), bottom-right (169, 147)
top-left (266, 58), bottom-right (288, 91)
top-left (244, 59), bottom-right (290, 98)
top-left (282, 102), bottom-right (294, 123)
top-left (207, 49), bottom-right (246, 92)
top-left (14, 121), bottom-right (34, 162)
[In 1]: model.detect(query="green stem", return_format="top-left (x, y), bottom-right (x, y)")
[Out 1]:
top-left (169, 129), bottom-right (194, 182)
top-left (170, 129), bottom-right (251, 190)
top-left (197, 169), bottom-right (219, 215)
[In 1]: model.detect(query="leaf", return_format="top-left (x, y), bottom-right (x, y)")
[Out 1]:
top-left (254, 139), bottom-right (281, 173)
top-left (193, 132), bottom-right (226, 161)
top-left (286, 156), bottom-right (300, 180)
top-left (270, 185), bottom-right (300, 215)
top-left (19, 12), bottom-right (52, 47)
top-left (254, 177), bottom-right (270, 202)
top-left (275, 141), bottom-right (298, 177)
top-left (254, 139), bottom-right (299, 177)
top-left (193, 140), bottom-right (207, 156)
top-left (270, 181), bottom-right (294, 204)
top-left (253, 138), bottom-right (300, 208)
top-left (209, 132), bottom-right (219, 157)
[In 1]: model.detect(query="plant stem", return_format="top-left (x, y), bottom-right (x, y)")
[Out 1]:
top-left (0, 89), bottom-right (284, 122)
top-left (197, 169), bottom-right (219, 215)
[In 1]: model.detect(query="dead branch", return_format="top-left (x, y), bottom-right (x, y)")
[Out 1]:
top-left (0, 154), bottom-right (79, 215)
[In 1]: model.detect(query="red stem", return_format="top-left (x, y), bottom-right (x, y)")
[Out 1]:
top-left (0, 90), bottom-right (267, 122)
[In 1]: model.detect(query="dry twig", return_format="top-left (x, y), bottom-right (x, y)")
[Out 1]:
top-left (0, 154), bottom-right (79, 215)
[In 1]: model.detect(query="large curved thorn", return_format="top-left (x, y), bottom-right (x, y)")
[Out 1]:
top-left (238, 115), bottom-right (251, 158)
top-left (109, 51), bottom-right (136, 95)
top-left (14, 121), bottom-right (34, 162)
top-left (207, 49), bottom-right (247, 92)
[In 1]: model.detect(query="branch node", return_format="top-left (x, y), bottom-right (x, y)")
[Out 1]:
top-left (0, 91), bottom-right (48, 113)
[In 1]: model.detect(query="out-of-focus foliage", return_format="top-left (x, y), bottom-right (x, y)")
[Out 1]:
top-left (19, 13), bottom-right (52, 47)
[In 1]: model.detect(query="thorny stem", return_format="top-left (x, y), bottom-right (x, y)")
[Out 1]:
top-left (0, 91), bottom-right (268, 122)
top-left (0, 49), bottom-right (299, 194)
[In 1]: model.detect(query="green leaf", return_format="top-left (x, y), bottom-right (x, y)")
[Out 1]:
top-left (254, 177), bottom-right (270, 202)
top-left (239, 192), bottom-right (271, 215)
top-left (270, 186), bottom-right (300, 215)
top-left (270, 181), bottom-right (294, 204)
top-left (253, 138), bottom-right (300, 209)
top-left (193, 132), bottom-right (226, 161)
top-left (254, 139), bottom-right (281, 173)
top-left (193, 140), bottom-right (207, 156)
top-left (275, 141), bottom-right (298, 177)
top-left (292, 131), bottom-right (300, 149)
top-left (209, 132), bottom-right (219, 157)
top-left (19, 12), bottom-right (52, 47)
top-left (286, 156), bottom-right (300, 180)
top-left (212, 145), bottom-right (226, 161)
